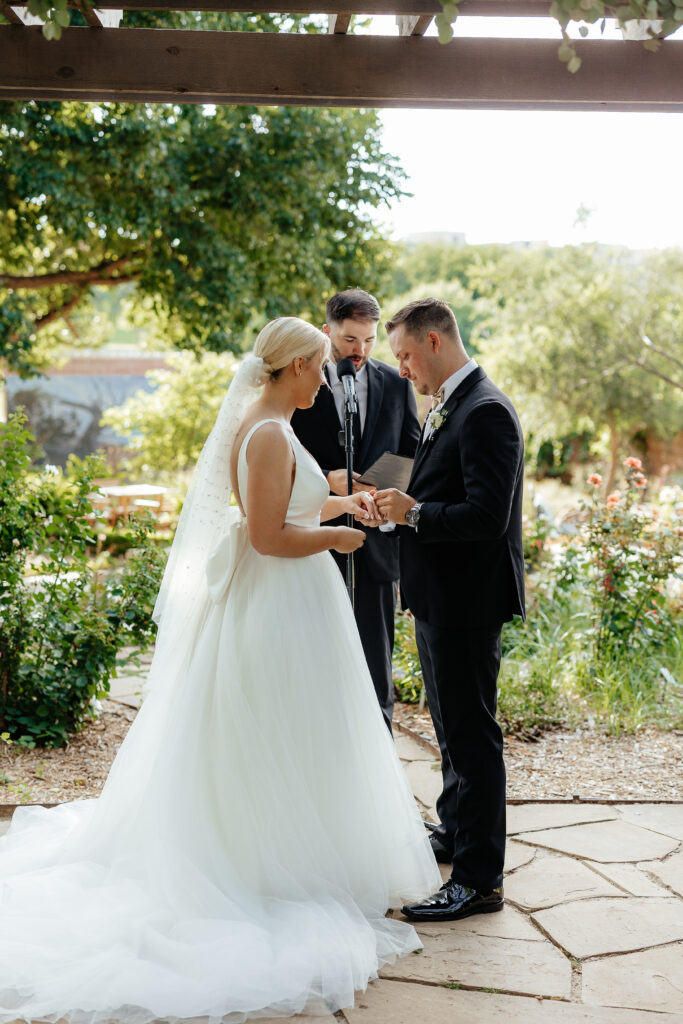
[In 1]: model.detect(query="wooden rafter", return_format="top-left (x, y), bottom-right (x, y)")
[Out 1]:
top-left (396, 13), bottom-right (433, 33)
top-left (328, 12), bottom-right (351, 32)
top-left (8, 0), bottom-right (555, 15)
top-left (0, 1), bottom-right (23, 24)
top-left (74, 0), bottom-right (103, 26)
top-left (1, 27), bottom-right (682, 111)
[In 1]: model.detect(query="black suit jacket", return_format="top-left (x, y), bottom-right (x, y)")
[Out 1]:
top-left (399, 367), bottom-right (525, 627)
top-left (292, 358), bottom-right (420, 583)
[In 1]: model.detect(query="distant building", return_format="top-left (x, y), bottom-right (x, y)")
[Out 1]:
top-left (8, 349), bottom-right (171, 467)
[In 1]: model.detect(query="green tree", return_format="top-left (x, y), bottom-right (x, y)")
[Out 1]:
top-left (0, 70), bottom-right (405, 410)
top-left (101, 351), bottom-right (238, 475)
top-left (378, 275), bottom-right (492, 360)
top-left (476, 245), bottom-right (683, 492)
top-left (390, 240), bottom-right (512, 301)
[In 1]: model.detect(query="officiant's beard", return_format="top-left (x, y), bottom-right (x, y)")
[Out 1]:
top-left (326, 320), bottom-right (377, 372)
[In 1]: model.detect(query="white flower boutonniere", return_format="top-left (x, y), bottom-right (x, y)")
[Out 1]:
top-left (427, 409), bottom-right (448, 435)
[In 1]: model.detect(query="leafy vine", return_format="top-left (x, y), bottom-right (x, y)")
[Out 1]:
top-left (437, 0), bottom-right (682, 71)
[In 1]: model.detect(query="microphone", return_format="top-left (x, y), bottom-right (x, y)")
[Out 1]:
top-left (336, 357), bottom-right (358, 413)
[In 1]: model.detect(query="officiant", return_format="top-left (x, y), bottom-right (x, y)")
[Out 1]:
top-left (292, 290), bottom-right (420, 729)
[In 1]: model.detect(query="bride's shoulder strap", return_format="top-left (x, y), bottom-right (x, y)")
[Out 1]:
top-left (240, 419), bottom-right (296, 462)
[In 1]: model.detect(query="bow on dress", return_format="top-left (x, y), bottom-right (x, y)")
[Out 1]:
top-left (205, 506), bottom-right (249, 604)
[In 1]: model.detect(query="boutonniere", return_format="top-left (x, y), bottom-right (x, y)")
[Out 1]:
top-left (426, 408), bottom-right (448, 436)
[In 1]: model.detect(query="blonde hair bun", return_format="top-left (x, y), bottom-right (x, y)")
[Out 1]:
top-left (254, 317), bottom-right (329, 378)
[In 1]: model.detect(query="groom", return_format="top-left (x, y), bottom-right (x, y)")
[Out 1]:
top-left (375, 297), bottom-right (525, 922)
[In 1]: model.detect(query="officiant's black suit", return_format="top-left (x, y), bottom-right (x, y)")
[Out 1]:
top-left (292, 359), bottom-right (420, 728)
top-left (400, 366), bottom-right (525, 892)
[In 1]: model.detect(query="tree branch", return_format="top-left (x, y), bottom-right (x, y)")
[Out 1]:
top-left (0, 254), bottom-right (142, 290)
top-left (35, 289), bottom-right (87, 331)
top-left (636, 359), bottom-right (683, 392)
top-left (641, 337), bottom-right (683, 373)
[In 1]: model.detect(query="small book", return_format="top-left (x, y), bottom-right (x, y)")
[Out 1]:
top-left (357, 452), bottom-right (414, 492)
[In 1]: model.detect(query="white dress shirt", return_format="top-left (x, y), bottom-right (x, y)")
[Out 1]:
top-left (423, 358), bottom-right (478, 440)
top-left (327, 360), bottom-right (369, 432)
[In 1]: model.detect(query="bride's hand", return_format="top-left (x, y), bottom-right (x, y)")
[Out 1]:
top-left (332, 527), bottom-right (366, 553)
top-left (346, 490), bottom-right (384, 526)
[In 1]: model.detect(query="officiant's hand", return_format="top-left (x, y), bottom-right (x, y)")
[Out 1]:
top-left (374, 488), bottom-right (416, 526)
top-left (327, 469), bottom-right (364, 496)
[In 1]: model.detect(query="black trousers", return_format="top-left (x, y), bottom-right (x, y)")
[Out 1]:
top-left (333, 552), bottom-right (397, 731)
top-left (415, 618), bottom-right (506, 891)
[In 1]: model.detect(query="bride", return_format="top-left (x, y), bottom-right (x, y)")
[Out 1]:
top-left (0, 317), bottom-right (440, 1024)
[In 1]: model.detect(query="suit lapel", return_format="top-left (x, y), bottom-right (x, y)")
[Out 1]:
top-left (319, 364), bottom-right (343, 436)
top-left (359, 360), bottom-right (383, 465)
top-left (408, 366), bottom-right (487, 489)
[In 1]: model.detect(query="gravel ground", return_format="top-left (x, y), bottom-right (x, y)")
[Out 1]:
top-left (394, 703), bottom-right (683, 802)
top-left (1, 699), bottom-right (681, 807)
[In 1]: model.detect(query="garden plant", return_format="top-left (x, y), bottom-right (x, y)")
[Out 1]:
top-left (0, 412), bottom-right (165, 747)
top-left (394, 458), bottom-right (683, 736)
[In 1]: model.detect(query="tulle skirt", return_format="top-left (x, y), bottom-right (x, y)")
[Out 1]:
top-left (0, 547), bottom-right (440, 1023)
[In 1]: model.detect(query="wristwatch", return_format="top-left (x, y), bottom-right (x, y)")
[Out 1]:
top-left (405, 503), bottom-right (422, 529)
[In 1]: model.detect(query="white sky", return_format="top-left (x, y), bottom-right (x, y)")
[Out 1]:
top-left (361, 16), bottom-right (683, 249)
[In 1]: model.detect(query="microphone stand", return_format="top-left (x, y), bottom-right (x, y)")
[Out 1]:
top-left (340, 390), bottom-right (356, 609)
top-left (335, 358), bottom-right (359, 610)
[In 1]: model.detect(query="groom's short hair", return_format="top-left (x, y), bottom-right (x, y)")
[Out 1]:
top-left (326, 289), bottom-right (380, 324)
top-left (385, 297), bottom-right (460, 341)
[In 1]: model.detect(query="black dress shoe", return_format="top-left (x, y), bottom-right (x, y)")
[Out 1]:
top-left (428, 831), bottom-right (453, 864)
top-left (402, 880), bottom-right (504, 922)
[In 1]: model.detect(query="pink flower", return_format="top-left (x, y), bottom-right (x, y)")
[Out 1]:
top-left (606, 491), bottom-right (621, 507)
top-left (624, 457), bottom-right (643, 471)
top-left (633, 474), bottom-right (647, 488)
top-left (588, 474), bottom-right (602, 487)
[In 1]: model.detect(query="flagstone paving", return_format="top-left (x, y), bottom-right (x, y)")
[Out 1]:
top-left (585, 860), bottom-right (673, 897)
top-left (504, 849), bottom-right (626, 910)
top-left (515, 818), bottom-right (680, 862)
top-left (1, 728), bottom-right (682, 1021)
top-left (507, 802), bottom-right (619, 834)
top-left (582, 944), bottom-right (683, 1014)
top-left (642, 849), bottom-right (683, 898)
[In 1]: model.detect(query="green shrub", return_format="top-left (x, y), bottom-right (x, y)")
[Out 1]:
top-left (582, 459), bottom-right (681, 663)
top-left (393, 609), bottom-right (423, 704)
top-left (391, 458), bottom-right (682, 737)
top-left (0, 412), bottom-right (166, 747)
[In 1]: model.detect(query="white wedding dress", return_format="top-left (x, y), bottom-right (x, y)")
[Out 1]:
top-left (0, 419), bottom-right (440, 1024)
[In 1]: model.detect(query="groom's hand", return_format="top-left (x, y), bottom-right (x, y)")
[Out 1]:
top-left (374, 488), bottom-right (416, 526)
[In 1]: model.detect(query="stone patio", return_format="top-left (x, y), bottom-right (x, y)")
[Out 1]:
top-left (1, 729), bottom-right (681, 1022)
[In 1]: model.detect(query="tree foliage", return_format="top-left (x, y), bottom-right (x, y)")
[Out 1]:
top-left (473, 245), bottom-right (683, 490)
top-left (0, 91), bottom-right (404, 374)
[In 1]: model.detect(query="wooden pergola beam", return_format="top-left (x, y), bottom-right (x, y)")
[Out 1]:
top-left (2, 27), bottom-right (683, 111)
top-left (0, 1), bottom-right (24, 24)
top-left (8, 0), bottom-right (555, 14)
